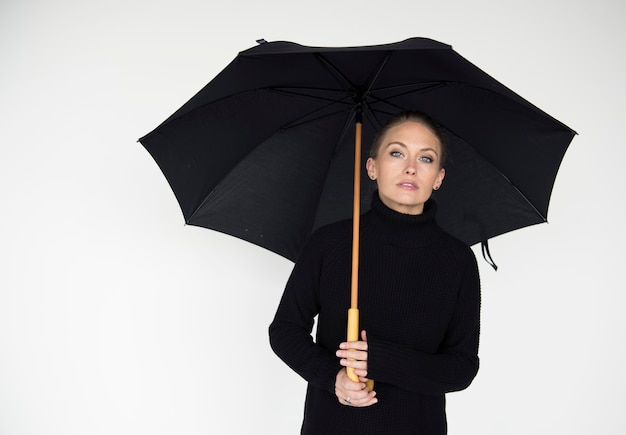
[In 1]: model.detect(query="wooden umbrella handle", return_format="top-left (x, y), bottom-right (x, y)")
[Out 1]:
top-left (346, 308), bottom-right (360, 382)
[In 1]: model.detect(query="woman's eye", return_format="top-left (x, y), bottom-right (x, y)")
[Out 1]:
top-left (419, 156), bottom-right (433, 163)
top-left (390, 151), bottom-right (404, 158)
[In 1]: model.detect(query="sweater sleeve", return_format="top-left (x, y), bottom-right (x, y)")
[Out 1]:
top-left (367, 250), bottom-right (481, 395)
top-left (268, 231), bottom-right (341, 394)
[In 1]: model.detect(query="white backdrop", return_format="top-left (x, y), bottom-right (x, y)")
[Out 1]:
top-left (1, 0), bottom-right (625, 433)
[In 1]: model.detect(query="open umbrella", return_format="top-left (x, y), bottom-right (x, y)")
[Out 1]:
top-left (139, 37), bottom-right (575, 382)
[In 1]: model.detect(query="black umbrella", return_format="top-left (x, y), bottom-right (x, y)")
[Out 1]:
top-left (139, 38), bottom-right (575, 381)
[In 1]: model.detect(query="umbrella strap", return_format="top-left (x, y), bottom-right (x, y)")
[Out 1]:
top-left (481, 240), bottom-right (498, 271)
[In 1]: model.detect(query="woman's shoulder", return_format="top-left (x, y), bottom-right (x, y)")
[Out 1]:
top-left (295, 219), bottom-right (353, 261)
top-left (435, 225), bottom-right (479, 265)
top-left (306, 219), bottom-right (353, 249)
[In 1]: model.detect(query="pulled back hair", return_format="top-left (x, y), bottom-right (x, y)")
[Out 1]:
top-left (369, 111), bottom-right (447, 168)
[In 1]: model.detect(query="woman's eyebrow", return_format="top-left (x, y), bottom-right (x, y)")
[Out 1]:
top-left (385, 141), bottom-right (408, 149)
top-left (420, 147), bottom-right (440, 156)
top-left (385, 141), bottom-right (439, 155)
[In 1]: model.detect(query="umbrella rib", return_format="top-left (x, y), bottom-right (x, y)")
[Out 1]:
top-left (314, 51), bottom-right (396, 113)
top-left (487, 166), bottom-right (548, 222)
top-left (370, 81), bottom-right (576, 133)
top-left (367, 82), bottom-right (449, 107)
top-left (361, 51), bottom-right (392, 102)
top-left (264, 88), bottom-right (362, 138)
top-left (440, 119), bottom-right (550, 223)
top-left (269, 87), bottom-right (353, 106)
top-left (314, 53), bottom-right (358, 90)
top-left (279, 107), bottom-right (353, 133)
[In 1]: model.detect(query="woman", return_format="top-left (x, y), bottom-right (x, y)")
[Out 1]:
top-left (269, 111), bottom-right (481, 434)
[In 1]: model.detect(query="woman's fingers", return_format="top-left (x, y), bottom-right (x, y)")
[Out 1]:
top-left (335, 369), bottom-right (378, 407)
top-left (338, 356), bottom-right (367, 372)
top-left (338, 340), bottom-right (368, 351)
top-left (336, 330), bottom-right (372, 396)
top-left (337, 382), bottom-right (377, 407)
top-left (336, 348), bottom-right (368, 362)
top-left (340, 390), bottom-right (378, 407)
top-left (336, 330), bottom-right (370, 380)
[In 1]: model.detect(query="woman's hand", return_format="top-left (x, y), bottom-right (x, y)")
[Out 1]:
top-left (334, 330), bottom-right (377, 407)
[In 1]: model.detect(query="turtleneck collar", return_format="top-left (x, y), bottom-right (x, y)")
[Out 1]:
top-left (363, 191), bottom-right (443, 247)
top-left (370, 190), bottom-right (437, 224)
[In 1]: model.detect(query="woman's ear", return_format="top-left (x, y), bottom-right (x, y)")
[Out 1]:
top-left (434, 167), bottom-right (445, 189)
top-left (366, 158), bottom-right (377, 180)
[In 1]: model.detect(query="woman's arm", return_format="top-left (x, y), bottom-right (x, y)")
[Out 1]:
top-left (268, 231), bottom-right (341, 394)
top-left (366, 253), bottom-right (481, 395)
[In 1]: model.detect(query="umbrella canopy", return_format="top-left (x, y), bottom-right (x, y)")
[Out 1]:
top-left (139, 37), bottom-right (576, 263)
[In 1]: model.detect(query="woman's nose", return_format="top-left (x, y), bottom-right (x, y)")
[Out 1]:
top-left (404, 165), bottom-right (416, 175)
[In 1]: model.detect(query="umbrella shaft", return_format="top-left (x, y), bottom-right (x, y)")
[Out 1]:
top-left (351, 121), bottom-right (362, 309)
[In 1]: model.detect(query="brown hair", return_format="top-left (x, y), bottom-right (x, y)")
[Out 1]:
top-left (369, 111), bottom-right (447, 167)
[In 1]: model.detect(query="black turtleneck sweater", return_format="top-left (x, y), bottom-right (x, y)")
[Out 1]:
top-left (269, 193), bottom-right (481, 434)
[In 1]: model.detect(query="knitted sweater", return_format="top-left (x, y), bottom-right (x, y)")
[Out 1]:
top-left (269, 193), bottom-right (481, 434)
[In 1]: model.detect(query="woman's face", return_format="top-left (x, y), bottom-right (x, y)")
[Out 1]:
top-left (366, 121), bottom-right (445, 215)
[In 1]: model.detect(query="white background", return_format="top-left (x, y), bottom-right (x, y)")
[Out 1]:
top-left (1, 0), bottom-right (625, 433)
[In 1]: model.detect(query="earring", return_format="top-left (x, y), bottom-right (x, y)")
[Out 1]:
top-left (434, 185), bottom-right (440, 190)
top-left (369, 174), bottom-right (376, 180)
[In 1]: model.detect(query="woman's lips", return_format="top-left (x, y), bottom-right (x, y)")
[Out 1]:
top-left (398, 181), bottom-right (417, 190)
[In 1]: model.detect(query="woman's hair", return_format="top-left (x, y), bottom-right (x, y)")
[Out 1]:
top-left (369, 111), bottom-right (447, 167)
